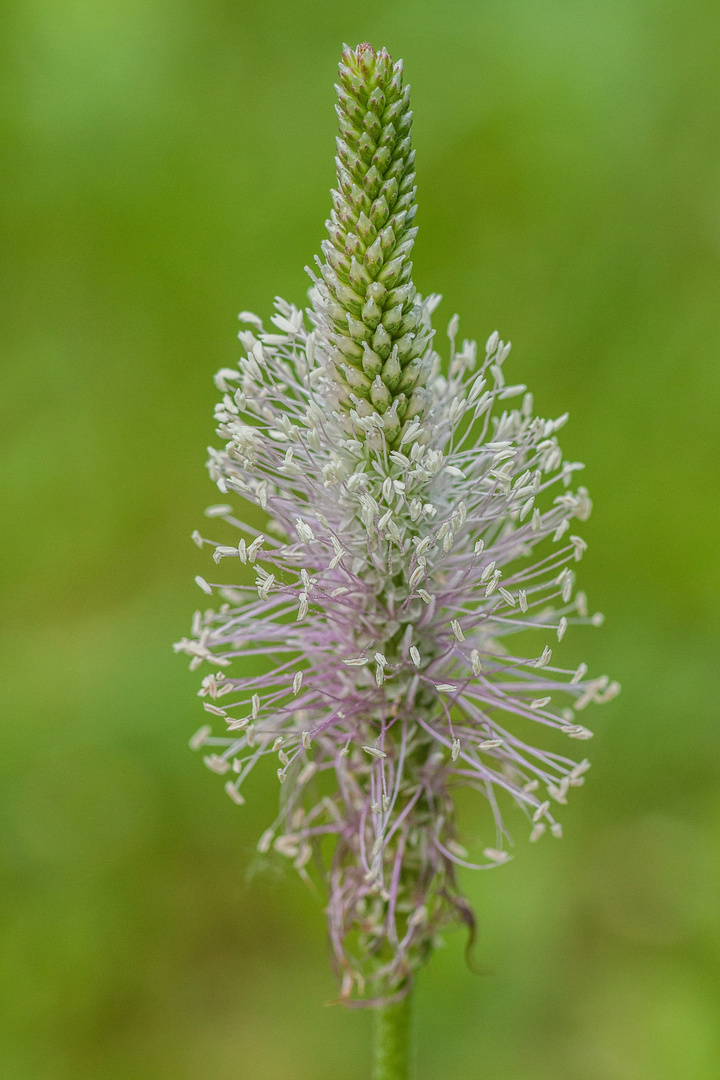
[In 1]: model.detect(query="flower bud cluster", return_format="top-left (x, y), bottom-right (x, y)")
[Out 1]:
top-left (311, 44), bottom-right (431, 445)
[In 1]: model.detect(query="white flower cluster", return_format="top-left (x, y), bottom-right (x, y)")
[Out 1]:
top-left (175, 294), bottom-right (618, 1002)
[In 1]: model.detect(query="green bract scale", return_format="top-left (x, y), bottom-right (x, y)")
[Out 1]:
top-left (310, 43), bottom-right (431, 445)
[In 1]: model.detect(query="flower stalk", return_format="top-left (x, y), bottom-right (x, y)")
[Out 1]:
top-left (372, 989), bottom-right (413, 1080)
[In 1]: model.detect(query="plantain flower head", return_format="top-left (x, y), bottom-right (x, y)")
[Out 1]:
top-left (175, 43), bottom-right (618, 1006)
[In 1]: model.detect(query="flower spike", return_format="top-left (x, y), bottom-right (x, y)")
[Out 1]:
top-left (176, 44), bottom-right (617, 1007)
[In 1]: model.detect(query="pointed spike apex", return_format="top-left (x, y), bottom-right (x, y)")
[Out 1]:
top-left (313, 45), bottom-right (427, 434)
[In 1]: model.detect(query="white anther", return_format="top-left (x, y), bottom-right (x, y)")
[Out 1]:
top-left (362, 746), bottom-right (387, 759)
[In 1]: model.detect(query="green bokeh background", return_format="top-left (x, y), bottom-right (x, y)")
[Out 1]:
top-left (2, 2), bottom-right (719, 1077)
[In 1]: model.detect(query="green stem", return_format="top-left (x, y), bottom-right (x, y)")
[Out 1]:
top-left (371, 989), bottom-right (413, 1080)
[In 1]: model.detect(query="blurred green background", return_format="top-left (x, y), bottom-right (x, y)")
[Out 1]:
top-left (1, 1), bottom-right (719, 1077)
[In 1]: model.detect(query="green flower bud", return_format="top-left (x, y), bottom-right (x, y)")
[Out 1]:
top-left (341, 363), bottom-right (371, 392)
top-left (395, 331), bottom-right (417, 363)
top-left (361, 343), bottom-right (383, 376)
top-left (345, 232), bottom-right (364, 257)
top-left (337, 335), bottom-right (363, 360)
top-left (382, 399), bottom-right (402, 442)
top-left (361, 295), bottom-right (383, 330)
top-left (365, 235), bottom-right (384, 277)
top-left (381, 304), bottom-right (404, 334)
top-left (369, 194), bottom-right (390, 228)
top-left (372, 323), bottom-right (392, 359)
top-left (399, 311), bottom-right (421, 339)
top-left (348, 257), bottom-right (372, 293)
top-left (370, 375), bottom-right (392, 412)
top-left (397, 356), bottom-right (425, 395)
top-left (356, 211), bottom-right (376, 244)
top-left (346, 314), bottom-right (371, 342)
top-left (381, 349), bottom-right (402, 392)
top-left (366, 281), bottom-right (387, 303)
